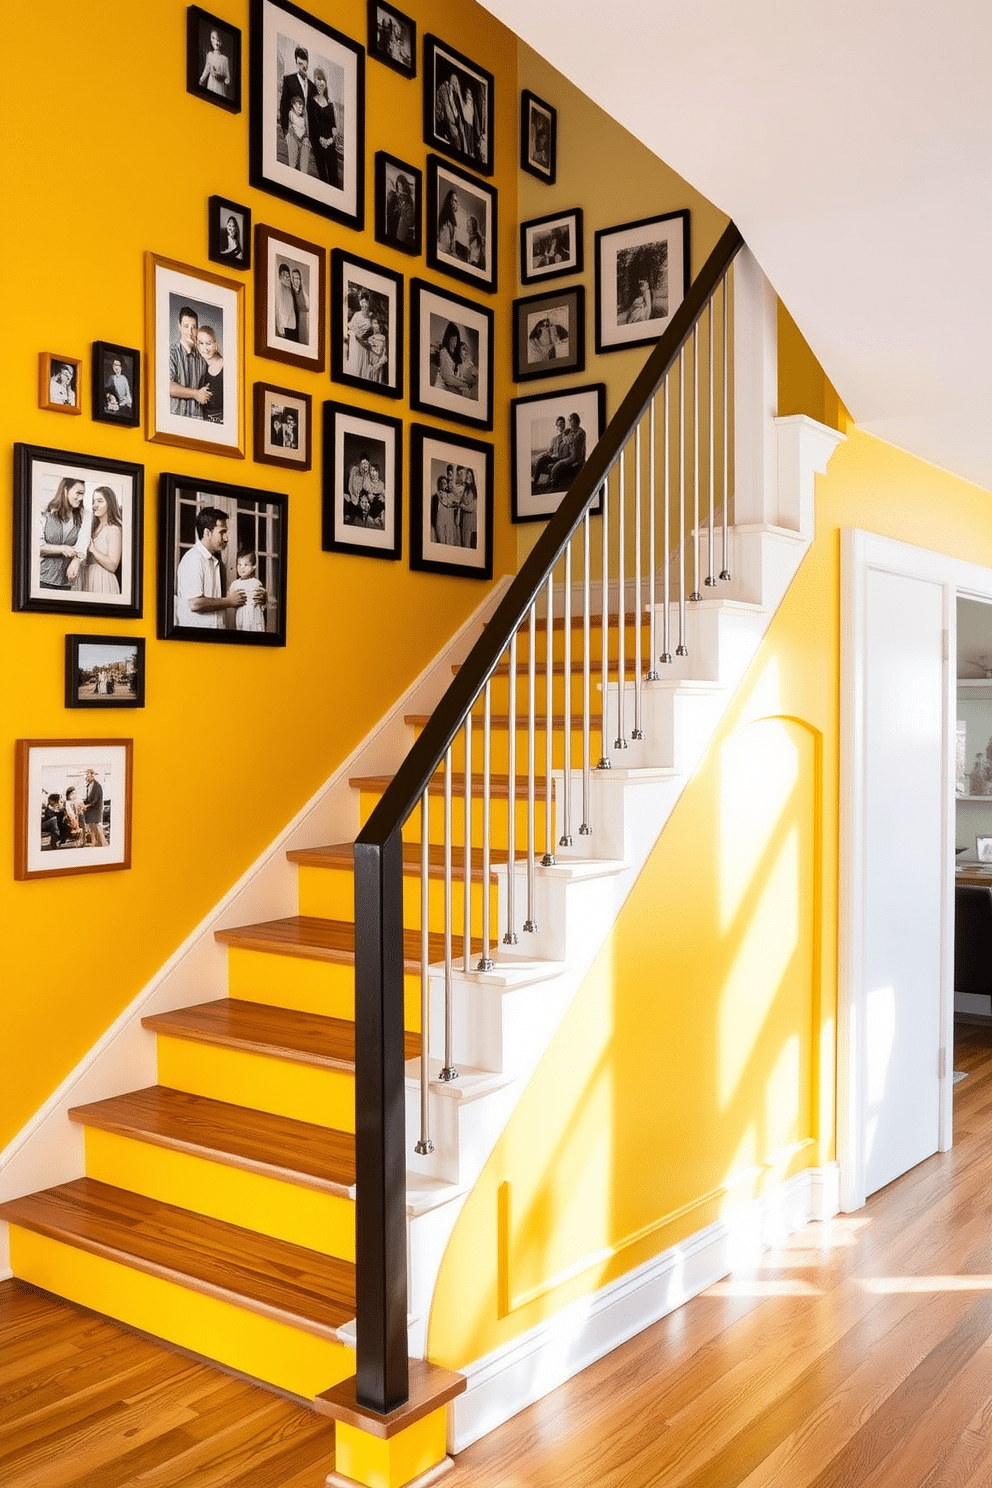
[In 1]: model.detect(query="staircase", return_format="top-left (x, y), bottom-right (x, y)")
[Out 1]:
top-left (0, 228), bottom-right (843, 1465)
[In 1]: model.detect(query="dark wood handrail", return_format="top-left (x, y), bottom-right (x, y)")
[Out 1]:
top-left (352, 219), bottom-right (745, 1414)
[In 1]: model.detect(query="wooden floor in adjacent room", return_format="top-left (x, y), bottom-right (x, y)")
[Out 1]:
top-left (4, 1019), bottom-right (992, 1488)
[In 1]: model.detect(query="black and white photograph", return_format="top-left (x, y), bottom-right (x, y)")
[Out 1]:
top-left (158, 474), bottom-right (287, 645)
top-left (520, 208), bottom-right (582, 286)
top-left (331, 249), bottom-right (404, 399)
top-left (426, 155), bottom-right (497, 293)
top-left (66, 635), bottom-right (146, 709)
top-left (410, 278), bottom-right (493, 430)
top-left (187, 7), bottom-right (242, 111)
top-left (15, 739), bottom-right (133, 881)
top-left (322, 401), bottom-right (402, 560)
top-left (250, 0), bottom-right (364, 228)
top-left (511, 383), bottom-right (606, 523)
top-left (40, 354), bottom-right (81, 415)
top-left (520, 89), bottom-right (556, 184)
top-left (367, 0), bottom-right (415, 76)
top-left (423, 34), bottom-right (493, 176)
top-left (146, 253), bottom-right (244, 456)
top-left (410, 424), bottom-right (493, 579)
top-left (254, 382), bottom-right (312, 469)
top-left (208, 195), bottom-right (252, 269)
top-left (255, 224), bottom-right (325, 372)
top-left (374, 152), bottom-right (422, 255)
top-left (595, 209), bottom-right (690, 354)
top-left (512, 285), bottom-right (586, 382)
top-left (92, 342), bottom-right (140, 427)
top-left (13, 443), bottom-right (143, 619)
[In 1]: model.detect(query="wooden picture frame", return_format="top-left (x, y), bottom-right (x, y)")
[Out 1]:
top-left (409, 423), bottom-right (493, 579)
top-left (410, 278), bottom-right (493, 431)
top-left (520, 208), bottom-right (582, 286)
top-left (145, 253), bottom-right (245, 456)
top-left (208, 195), bottom-right (252, 269)
top-left (15, 738), bottom-right (133, 880)
top-left (520, 89), bottom-right (556, 184)
top-left (254, 382), bottom-right (313, 469)
top-left (39, 353), bottom-right (81, 415)
top-left (92, 342), bottom-right (140, 427)
top-left (187, 6), bottom-right (242, 111)
top-left (255, 223), bottom-right (326, 372)
top-left (330, 248), bottom-right (404, 399)
top-left (367, 0), bottom-right (416, 76)
top-left (425, 154), bottom-right (497, 293)
top-left (374, 152), bottom-right (422, 256)
top-left (66, 635), bottom-right (146, 709)
top-left (322, 401), bottom-right (403, 560)
top-left (422, 33), bottom-right (493, 176)
top-left (511, 383), bottom-right (606, 523)
top-left (594, 209), bottom-right (691, 354)
top-left (512, 285), bottom-right (585, 382)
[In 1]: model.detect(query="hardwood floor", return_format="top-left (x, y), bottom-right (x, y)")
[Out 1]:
top-left (4, 1020), bottom-right (992, 1488)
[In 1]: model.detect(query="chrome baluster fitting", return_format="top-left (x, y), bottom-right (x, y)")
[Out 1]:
top-left (580, 513), bottom-right (593, 832)
top-left (560, 544), bottom-right (574, 846)
top-left (543, 573), bottom-right (556, 865)
top-left (523, 605), bottom-right (538, 933)
top-left (690, 322), bottom-right (702, 602)
top-left (632, 421), bottom-right (644, 738)
top-left (462, 712), bottom-right (472, 975)
top-left (661, 378), bottom-right (673, 665)
top-left (503, 633), bottom-right (519, 943)
top-left (477, 680), bottom-right (494, 971)
top-left (721, 270), bottom-right (732, 581)
top-left (646, 399), bottom-right (661, 680)
top-left (597, 480), bottom-right (611, 770)
top-left (414, 788), bottom-right (433, 1154)
top-left (706, 301), bottom-right (717, 588)
top-left (677, 350), bottom-right (688, 657)
top-left (439, 746), bottom-right (457, 1081)
top-left (615, 450), bottom-right (628, 751)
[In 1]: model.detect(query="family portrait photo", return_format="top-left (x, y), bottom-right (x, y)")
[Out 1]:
top-left (14, 444), bottom-right (143, 618)
top-left (521, 89), bottom-right (556, 184)
top-left (511, 384), bottom-right (606, 522)
top-left (423, 34), bottom-right (493, 175)
top-left (66, 635), bottom-right (146, 709)
top-left (368, 0), bottom-right (415, 75)
top-left (256, 225), bottom-right (325, 371)
top-left (323, 402), bottom-right (402, 560)
top-left (331, 250), bottom-right (403, 398)
top-left (40, 354), bottom-right (81, 415)
top-left (426, 156), bottom-right (496, 292)
top-left (92, 342), bottom-right (140, 426)
top-left (411, 279), bottom-right (493, 430)
top-left (520, 208), bottom-right (582, 284)
top-left (254, 383), bottom-right (312, 469)
top-left (187, 7), bottom-right (241, 110)
top-left (158, 475), bottom-right (287, 645)
top-left (374, 153), bottom-right (421, 255)
top-left (251, 0), bottom-right (364, 227)
top-left (410, 424), bottom-right (492, 579)
top-left (15, 739), bottom-right (133, 880)
top-left (209, 195), bottom-right (252, 269)
top-left (513, 286), bottom-right (585, 381)
top-left (595, 209), bottom-right (690, 353)
top-left (147, 254), bottom-right (244, 456)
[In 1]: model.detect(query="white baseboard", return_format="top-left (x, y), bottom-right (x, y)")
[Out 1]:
top-left (447, 1163), bottom-right (840, 1453)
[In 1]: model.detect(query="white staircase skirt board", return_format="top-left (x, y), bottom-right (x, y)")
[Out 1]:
top-left (447, 1164), bottom-right (841, 1453)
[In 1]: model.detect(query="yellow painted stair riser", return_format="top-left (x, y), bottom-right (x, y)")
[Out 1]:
top-left (156, 1036), bottom-right (355, 1132)
top-left (296, 865), bottom-right (498, 940)
top-left (225, 947), bottom-right (422, 1032)
top-left (366, 793), bottom-right (553, 848)
top-left (335, 1411), bottom-right (448, 1488)
top-left (83, 1127), bottom-right (356, 1262)
top-left (7, 1226), bottom-right (354, 1400)
top-left (412, 724), bottom-right (589, 777)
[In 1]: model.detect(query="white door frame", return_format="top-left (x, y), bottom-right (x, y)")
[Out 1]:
top-left (839, 528), bottom-right (992, 1211)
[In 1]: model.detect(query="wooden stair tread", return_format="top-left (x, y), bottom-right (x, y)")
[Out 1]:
top-left (0, 1178), bottom-right (355, 1338)
top-left (68, 1086), bottom-right (356, 1195)
top-left (350, 771), bottom-right (555, 797)
top-left (213, 915), bottom-right (474, 971)
top-left (288, 841), bottom-right (509, 876)
top-left (142, 997), bottom-right (420, 1069)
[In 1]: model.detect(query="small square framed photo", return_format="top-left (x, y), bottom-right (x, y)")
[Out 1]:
top-left (520, 89), bottom-right (556, 184)
top-left (374, 153), bottom-right (422, 255)
top-left (512, 285), bottom-right (585, 382)
top-left (209, 195), bottom-right (252, 269)
top-left (511, 383), bottom-right (605, 523)
top-left (187, 6), bottom-right (242, 111)
top-left (255, 224), bottom-right (326, 372)
top-left (145, 253), bottom-right (245, 457)
top-left (92, 342), bottom-right (140, 427)
top-left (323, 401), bottom-right (403, 561)
top-left (331, 249), bottom-right (404, 399)
top-left (250, 0), bottom-right (365, 229)
top-left (426, 155), bottom-right (497, 293)
top-left (423, 34), bottom-right (493, 176)
top-left (520, 208), bottom-right (582, 286)
top-left (40, 354), bottom-right (81, 415)
top-left (410, 279), bottom-right (493, 431)
top-left (14, 443), bottom-right (144, 618)
top-left (410, 424), bottom-right (492, 580)
top-left (368, 0), bottom-right (416, 76)
top-left (15, 739), bottom-right (133, 881)
top-left (254, 383), bottom-right (312, 470)
top-left (66, 635), bottom-right (146, 709)
top-left (594, 209), bottom-right (690, 354)
top-left (158, 474), bottom-right (287, 645)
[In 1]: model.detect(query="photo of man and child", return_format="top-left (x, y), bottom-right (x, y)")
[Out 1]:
top-left (39, 765), bottom-right (111, 853)
top-left (276, 33), bottom-right (344, 188)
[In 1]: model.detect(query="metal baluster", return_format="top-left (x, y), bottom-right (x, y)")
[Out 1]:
top-left (414, 790), bottom-right (433, 1154)
top-left (598, 481), bottom-right (611, 770)
top-left (677, 351), bottom-right (688, 656)
top-left (580, 514), bottom-right (593, 833)
top-left (646, 399), bottom-right (661, 680)
top-left (615, 452), bottom-right (628, 751)
top-left (543, 573), bottom-right (556, 865)
top-left (463, 713), bottom-right (472, 974)
top-left (720, 271), bottom-right (732, 581)
top-left (503, 633), bottom-right (519, 943)
top-left (439, 747), bottom-right (457, 1081)
top-left (523, 606), bottom-right (538, 933)
top-left (560, 544), bottom-right (574, 845)
top-left (690, 322), bottom-right (702, 602)
top-left (477, 681), bottom-right (494, 970)
top-left (632, 422), bottom-right (644, 737)
top-left (661, 378), bottom-right (673, 664)
top-left (705, 302), bottom-right (716, 588)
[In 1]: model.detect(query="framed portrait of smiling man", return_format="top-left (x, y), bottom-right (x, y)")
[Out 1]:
top-left (145, 254), bottom-right (245, 457)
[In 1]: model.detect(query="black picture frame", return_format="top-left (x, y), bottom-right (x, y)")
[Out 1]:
top-left (374, 152), bottom-right (422, 256)
top-left (250, 0), bottom-right (365, 229)
top-left (66, 635), bottom-right (146, 709)
top-left (520, 208), bottom-right (583, 286)
top-left (92, 342), bottom-right (141, 427)
top-left (330, 248), bottom-right (404, 399)
top-left (410, 278), bottom-right (494, 432)
top-left (410, 424), bottom-right (493, 580)
top-left (322, 401), bottom-right (403, 561)
top-left (511, 383), bottom-right (606, 523)
top-left (422, 33), bottom-right (493, 177)
top-left (512, 285), bottom-right (586, 382)
top-left (14, 443), bottom-right (144, 619)
top-left (158, 473), bottom-right (288, 645)
top-left (367, 0), bottom-right (416, 77)
top-left (520, 89), bottom-right (556, 184)
top-left (594, 209), bottom-right (691, 354)
top-left (208, 195), bottom-right (252, 269)
top-left (254, 382), bottom-right (313, 470)
top-left (255, 223), bottom-right (326, 373)
top-left (186, 6), bottom-right (242, 112)
top-left (425, 154), bottom-right (497, 294)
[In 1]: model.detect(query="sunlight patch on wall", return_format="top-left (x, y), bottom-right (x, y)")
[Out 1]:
top-left (719, 707), bottom-right (798, 931)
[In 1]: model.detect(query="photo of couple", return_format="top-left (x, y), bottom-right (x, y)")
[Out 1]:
top-left (168, 296), bottom-right (226, 425)
top-left (39, 766), bottom-right (110, 853)
top-left (273, 257), bottom-right (311, 344)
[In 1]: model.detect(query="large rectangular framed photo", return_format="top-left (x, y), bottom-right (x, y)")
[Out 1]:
top-left (158, 474), bottom-right (288, 645)
top-left (423, 34), bottom-right (493, 176)
top-left (426, 155), bottom-right (497, 293)
top-left (595, 209), bottom-right (690, 354)
top-left (13, 443), bottom-right (143, 618)
top-left (15, 739), bottom-right (133, 881)
top-left (331, 249), bottom-right (404, 399)
top-left (255, 224), bottom-right (326, 372)
top-left (410, 279), bottom-right (493, 430)
top-left (323, 401), bottom-right (403, 560)
top-left (511, 383), bottom-right (605, 523)
top-left (250, 0), bottom-right (364, 228)
top-left (410, 424), bottom-right (492, 579)
top-left (146, 253), bottom-right (244, 456)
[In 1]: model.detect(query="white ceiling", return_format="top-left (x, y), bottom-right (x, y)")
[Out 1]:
top-left (482, 0), bottom-right (992, 491)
